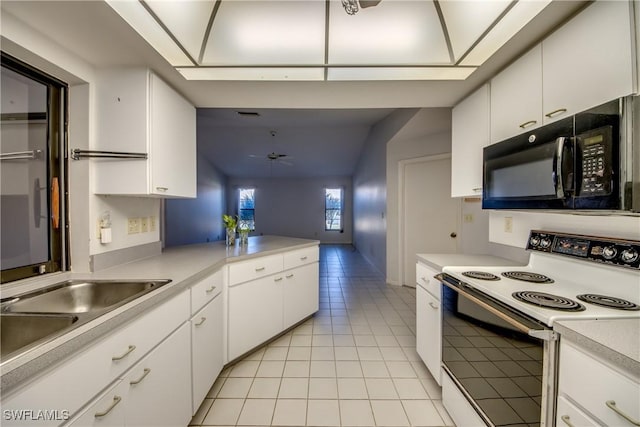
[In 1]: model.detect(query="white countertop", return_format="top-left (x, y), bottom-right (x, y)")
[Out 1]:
top-left (1, 235), bottom-right (318, 394)
top-left (416, 253), bottom-right (524, 271)
top-left (554, 318), bottom-right (640, 375)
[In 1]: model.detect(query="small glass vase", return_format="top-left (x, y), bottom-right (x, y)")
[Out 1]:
top-left (239, 230), bottom-right (249, 246)
top-left (225, 228), bottom-right (236, 246)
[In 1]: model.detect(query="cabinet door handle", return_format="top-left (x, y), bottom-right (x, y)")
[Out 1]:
top-left (420, 277), bottom-right (429, 284)
top-left (606, 400), bottom-right (640, 426)
top-left (112, 345), bottom-right (136, 361)
top-left (129, 368), bottom-right (151, 385)
top-left (274, 277), bottom-right (283, 282)
top-left (429, 302), bottom-right (438, 310)
top-left (206, 286), bottom-right (216, 294)
top-left (156, 186), bottom-right (168, 192)
top-left (195, 317), bottom-right (207, 326)
top-left (560, 415), bottom-right (575, 427)
top-left (300, 256), bottom-right (308, 260)
top-left (519, 120), bottom-right (537, 129)
top-left (545, 108), bottom-right (567, 118)
top-left (255, 267), bottom-right (266, 272)
top-left (94, 396), bottom-right (122, 418)
top-left (286, 274), bottom-right (294, 279)
top-left (472, 187), bottom-right (482, 193)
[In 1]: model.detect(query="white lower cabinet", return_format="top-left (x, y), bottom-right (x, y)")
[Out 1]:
top-left (283, 263), bottom-right (319, 329)
top-left (228, 274), bottom-right (284, 360)
top-left (65, 381), bottom-right (128, 427)
top-left (415, 262), bottom-right (441, 385)
top-left (227, 246), bottom-right (320, 361)
top-left (557, 340), bottom-right (640, 427)
top-left (191, 293), bottom-right (224, 414)
top-left (124, 323), bottom-right (191, 427)
top-left (67, 323), bottom-right (191, 427)
top-left (416, 285), bottom-right (441, 385)
top-left (2, 292), bottom-right (190, 427)
top-left (556, 396), bottom-right (599, 427)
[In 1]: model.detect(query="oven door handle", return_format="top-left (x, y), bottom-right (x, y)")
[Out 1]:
top-left (436, 274), bottom-right (550, 336)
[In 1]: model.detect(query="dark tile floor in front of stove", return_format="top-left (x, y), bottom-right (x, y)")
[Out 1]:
top-left (189, 244), bottom-right (453, 427)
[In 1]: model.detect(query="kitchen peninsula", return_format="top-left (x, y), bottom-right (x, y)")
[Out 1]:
top-left (1, 235), bottom-right (319, 427)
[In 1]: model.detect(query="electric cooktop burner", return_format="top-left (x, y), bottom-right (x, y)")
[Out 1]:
top-left (512, 291), bottom-right (586, 311)
top-left (462, 271), bottom-right (500, 281)
top-left (502, 271), bottom-right (554, 284)
top-left (576, 294), bottom-right (640, 311)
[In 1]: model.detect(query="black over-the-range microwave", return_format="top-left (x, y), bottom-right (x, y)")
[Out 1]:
top-left (482, 97), bottom-right (639, 212)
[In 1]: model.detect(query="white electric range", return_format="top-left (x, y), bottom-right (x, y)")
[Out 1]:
top-left (442, 230), bottom-right (640, 327)
top-left (437, 230), bottom-right (640, 427)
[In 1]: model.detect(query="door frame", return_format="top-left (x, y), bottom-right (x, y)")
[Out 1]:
top-left (397, 153), bottom-right (460, 287)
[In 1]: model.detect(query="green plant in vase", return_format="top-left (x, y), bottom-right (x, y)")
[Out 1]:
top-left (238, 220), bottom-right (250, 246)
top-left (222, 214), bottom-right (238, 246)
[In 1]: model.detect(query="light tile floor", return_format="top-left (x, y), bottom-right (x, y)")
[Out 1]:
top-left (189, 244), bottom-right (454, 427)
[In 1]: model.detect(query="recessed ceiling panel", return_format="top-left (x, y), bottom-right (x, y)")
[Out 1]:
top-left (439, 0), bottom-right (511, 62)
top-left (105, 0), bottom-right (193, 66)
top-left (459, 0), bottom-right (551, 66)
top-left (144, 0), bottom-right (217, 62)
top-left (327, 66), bottom-right (475, 80)
top-left (328, 0), bottom-right (450, 65)
top-left (177, 67), bottom-right (324, 81)
top-left (203, 1), bottom-right (325, 65)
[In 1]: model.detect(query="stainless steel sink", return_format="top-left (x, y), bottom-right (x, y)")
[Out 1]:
top-left (0, 279), bottom-right (171, 364)
top-left (1, 313), bottom-right (78, 359)
top-left (4, 280), bottom-right (171, 314)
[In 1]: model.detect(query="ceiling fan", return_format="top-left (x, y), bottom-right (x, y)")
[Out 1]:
top-left (248, 130), bottom-right (294, 167)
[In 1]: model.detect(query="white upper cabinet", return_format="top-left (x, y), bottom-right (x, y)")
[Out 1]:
top-left (451, 83), bottom-right (490, 198)
top-left (541, 1), bottom-right (636, 124)
top-left (490, 45), bottom-right (543, 144)
top-left (94, 69), bottom-right (196, 198)
top-left (491, 1), bottom-right (636, 141)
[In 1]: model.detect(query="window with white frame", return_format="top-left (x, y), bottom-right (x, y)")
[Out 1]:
top-left (325, 188), bottom-right (342, 231)
top-left (238, 188), bottom-right (255, 230)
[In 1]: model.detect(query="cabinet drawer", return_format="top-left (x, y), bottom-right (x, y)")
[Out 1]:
top-left (228, 254), bottom-right (283, 286)
top-left (191, 270), bottom-right (223, 315)
top-left (559, 341), bottom-right (640, 426)
top-left (283, 246), bottom-right (319, 270)
top-left (556, 396), bottom-right (599, 427)
top-left (3, 291), bottom-right (190, 426)
top-left (416, 262), bottom-right (441, 299)
top-left (65, 379), bottom-right (128, 426)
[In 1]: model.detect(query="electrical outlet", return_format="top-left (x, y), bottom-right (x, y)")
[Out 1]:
top-left (128, 218), bottom-right (141, 234)
top-left (463, 214), bottom-right (474, 223)
top-left (504, 216), bottom-right (513, 233)
top-left (140, 217), bottom-right (149, 233)
top-left (149, 216), bottom-right (156, 232)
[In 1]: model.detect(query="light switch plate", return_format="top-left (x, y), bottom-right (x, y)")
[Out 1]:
top-left (140, 217), bottom-right (149, 233)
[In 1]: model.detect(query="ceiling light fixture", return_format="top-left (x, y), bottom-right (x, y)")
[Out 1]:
top-left (342, 0), bottom-right (382, 15)
top-left (107, 0), bottom-right (552, 81)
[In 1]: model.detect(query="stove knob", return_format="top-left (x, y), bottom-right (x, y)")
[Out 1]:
top-left (530, 236), bottom-right (541, 247)
top-left (621, 248), bottom-right (639, 264)
top-left (602, 246), bottom-right (618, 260)
top-left (540, 237), bottom-right (552, 248)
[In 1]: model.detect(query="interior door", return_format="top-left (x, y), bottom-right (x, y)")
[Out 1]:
top-left (402, 156), bottom-right (460, 287)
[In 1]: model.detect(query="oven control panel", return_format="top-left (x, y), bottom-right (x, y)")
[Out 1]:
top-left (527, 230), bottom-right (640, 269)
